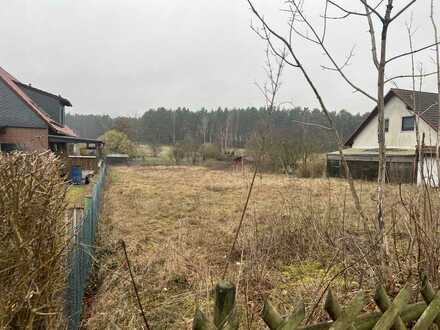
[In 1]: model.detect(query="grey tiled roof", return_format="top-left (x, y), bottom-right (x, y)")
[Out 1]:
top-left (392, 89), bottom-right (439, 129)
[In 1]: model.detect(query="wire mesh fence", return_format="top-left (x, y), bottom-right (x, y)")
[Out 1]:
top-left (65, 163), bottom-right (107, 330)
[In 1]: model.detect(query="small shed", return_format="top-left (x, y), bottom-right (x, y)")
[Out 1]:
top-left (327, 148), bottom-right (417, 183)
top-left (106, 153), bottom-right (130, 165)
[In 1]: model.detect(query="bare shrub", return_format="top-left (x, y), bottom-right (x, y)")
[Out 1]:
top-left (0, 152), bottom-right (68, 328)
top-left (199, 143), bottom-right (223, 161)
top-left (295, 154), bottom-right (326, 178)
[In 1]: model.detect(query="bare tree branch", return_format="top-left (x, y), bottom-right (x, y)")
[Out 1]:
top-left (390, 0), bottom-right (417, 23)
top-left (364, 1), bottom-right (380, 69)
top-left (246, 0), bottom-right (367, 221)
top-left (321, 46), bottom-right (356, 71)
top-left (327, 0), bottom-right (370, 18)
top-left (291, 119), bottom-right (332, 130)
top-left (386, 42), bottom-right (440, 64)
top-left (359, 0), bottom-right (385, 22)
top-left (385, 71), bottom-right (438, 84)
top-left (287, 0), bottom-right (377, 102)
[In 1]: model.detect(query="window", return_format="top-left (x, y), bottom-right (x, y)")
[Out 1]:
top-left (385, 118), bottom-right (389, 132)
top-left (401, 116), bottom-right (415, 131)
top-left (0, 143), bottom-right (23, 152)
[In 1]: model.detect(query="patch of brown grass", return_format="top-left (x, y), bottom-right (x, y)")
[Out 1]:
top-left (87, 165), bottom-right (439, 329)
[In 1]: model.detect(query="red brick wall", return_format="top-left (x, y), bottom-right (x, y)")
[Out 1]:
top-left (0, 127), bottom-right (48, 151)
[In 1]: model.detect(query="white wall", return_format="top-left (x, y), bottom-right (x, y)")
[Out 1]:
top-left (418, 157), bottom-right (439, 187)
top-left (352, 96), bottom-right (437, 149)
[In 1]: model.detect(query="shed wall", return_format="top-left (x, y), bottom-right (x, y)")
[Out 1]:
top-left (327, 158), bottom-right (415, 183)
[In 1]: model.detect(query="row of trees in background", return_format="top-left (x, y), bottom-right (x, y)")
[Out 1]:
top-left (67, 107), bottom-right (366, 153)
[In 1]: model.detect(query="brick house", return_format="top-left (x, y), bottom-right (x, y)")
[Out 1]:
top-left (0, 66), bottom-right (102, 154)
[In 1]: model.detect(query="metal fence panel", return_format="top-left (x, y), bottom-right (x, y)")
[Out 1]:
top-left (66, 164), bottom-right (107, 329)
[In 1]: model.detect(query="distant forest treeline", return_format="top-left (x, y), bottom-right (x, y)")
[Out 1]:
top-left (66, 107), bottom-right (367, 151)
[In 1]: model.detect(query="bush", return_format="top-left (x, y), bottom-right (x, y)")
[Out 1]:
top-left (172, 143), bottom-right (186, 164)
top-left (199, 143), bottom-right (223, 161)
top-left (0, 152), bottom-right (68, 328)
top-left (295, 154), bottom-right (326, 178)
top-left (99, 129), bottom-right (137, 157)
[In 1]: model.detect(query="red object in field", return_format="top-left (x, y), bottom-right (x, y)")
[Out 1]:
top-left (232, 156), bottom-right (243, 165)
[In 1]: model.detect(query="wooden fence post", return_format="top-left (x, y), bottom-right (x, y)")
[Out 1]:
top-left (262, 299), bottom-right (305, 329)
top-left (374, 286), bottom-right (406, 330)
top-left (192, 281), bottom-right (238, 330)
top-left (214, 281), bottom-right (238, 328)
top-left (372, 288), bottom-right (410, 330)
top-left (193, 276), bottom-right (440, 329)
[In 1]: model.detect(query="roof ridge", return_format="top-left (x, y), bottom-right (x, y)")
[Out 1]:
top-left (0, 66), bottom-right (19, 82)
top-left (391, 88), bottom-right (438, 95)
top-left (16, 81), bottom-right (72, 106)
top-left (0, 65), bottom-right (76, 137)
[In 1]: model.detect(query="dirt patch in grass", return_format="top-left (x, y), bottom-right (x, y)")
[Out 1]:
top-left (86, 165), bottom-right (433, 329)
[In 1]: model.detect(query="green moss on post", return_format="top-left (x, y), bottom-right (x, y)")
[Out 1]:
top-left (192, 308), bottom-right (216, 330)
top-left (413, 294), bottom-right (440, 330)
top-left (420, 273), bottom-right (440, 328)
top-left (374, 286), bottom-right (406, 330)
top-left (325, 289), bottom-right (343, 321)
top-left (372, 288), bottom-right (410, 330)
top-left (328, 292), bottom-right (364, 330)
top-left (262, 300), bottom-right (283, 329)
top-left (214, 281), bottom-right (238, 329)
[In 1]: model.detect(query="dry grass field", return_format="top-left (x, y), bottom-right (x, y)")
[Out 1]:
top-left (86, 165), bottom-right (439, 329)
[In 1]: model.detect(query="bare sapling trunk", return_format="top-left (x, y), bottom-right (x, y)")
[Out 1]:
top-left (247, 0), bottom-right (437, 286)
top-left (432, 0), bottom-right (440, 184)
top-left (247, 0), bottom-right (367, 223)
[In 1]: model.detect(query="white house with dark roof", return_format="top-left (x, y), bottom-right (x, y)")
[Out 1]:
top-left (327, 88), bottom-right (439, 185)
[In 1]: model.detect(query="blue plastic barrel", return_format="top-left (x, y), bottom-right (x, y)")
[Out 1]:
top-left (71, 166), bottom-right (82, 185)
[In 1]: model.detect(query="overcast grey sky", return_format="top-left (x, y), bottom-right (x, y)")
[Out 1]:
top-left (1, 0), bottom-right (438, 116)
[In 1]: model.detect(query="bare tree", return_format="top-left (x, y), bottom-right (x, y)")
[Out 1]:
top-left (200, 115), bottom-right (209, 145)
top-left (246, 0), bottom-right (439, 282)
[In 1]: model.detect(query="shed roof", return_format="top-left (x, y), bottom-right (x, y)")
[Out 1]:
top-left (48, 135), bottom-right (103, 144)
top-left (345, 89), bottom-right (439, 146)
top-left (0, 66), bottom-right (76, 137)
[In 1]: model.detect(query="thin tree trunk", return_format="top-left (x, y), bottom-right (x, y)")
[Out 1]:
top-left (431, 0), bottom-right (440, 185)
top-left (376, 1), bottom-right (393, 282)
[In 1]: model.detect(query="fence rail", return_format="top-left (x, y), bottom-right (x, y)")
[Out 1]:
top-left (194, 274), bottom-right (440, 330)
top-left (66, 163), bottom-right (107, 330)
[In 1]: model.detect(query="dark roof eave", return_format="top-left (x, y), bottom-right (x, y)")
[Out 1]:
top-left (48, 134), bottom-right (103, 145)
top-left (16, 81), bottom-right (72, 107)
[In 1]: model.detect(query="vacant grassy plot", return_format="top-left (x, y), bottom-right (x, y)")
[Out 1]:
top-left (87, 165), bottom-right (436, 329)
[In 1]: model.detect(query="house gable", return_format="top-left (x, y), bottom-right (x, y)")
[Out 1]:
top-left (0, 66), bottom-right (76, 137)
top-left (0, 78), bottom-right (47, 129)
top-left (17, 83), bottom-right (71, 125)
top-left (351, 95), bottom-right (437, 149)
top-left (19, 84), bottom-right (64, 124)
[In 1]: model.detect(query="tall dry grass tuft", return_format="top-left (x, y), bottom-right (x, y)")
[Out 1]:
top-left (295, 154), bottom-right (326, 178)
top-left (0, 152), bottom-right (68, 328)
